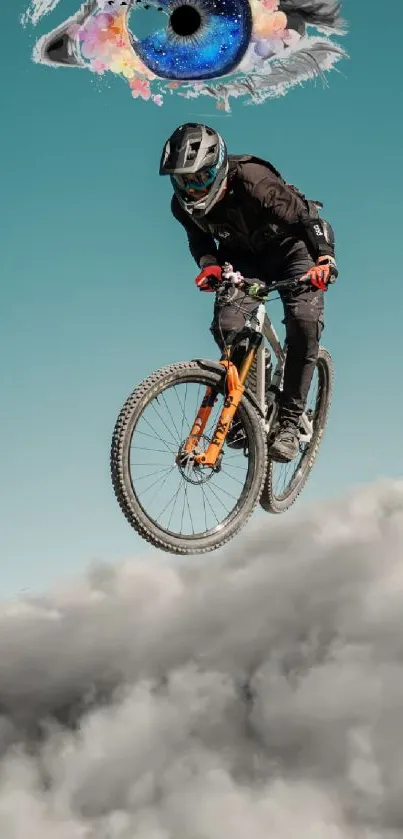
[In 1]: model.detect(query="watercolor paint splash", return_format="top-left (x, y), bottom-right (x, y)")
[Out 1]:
top-left (24, 0), bottom-right (348, 110)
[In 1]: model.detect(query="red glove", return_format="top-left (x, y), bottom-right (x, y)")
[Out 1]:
top-left (301, 256), bottom-right (338, 291)
top-left (195, 264), bottom-right (222, 292)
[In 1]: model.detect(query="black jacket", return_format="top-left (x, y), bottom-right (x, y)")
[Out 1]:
top-left (171, 155), bottom-right (335, 271)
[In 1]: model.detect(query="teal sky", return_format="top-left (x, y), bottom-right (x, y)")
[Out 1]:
top-left (1, 0), bottom-right (402, 597)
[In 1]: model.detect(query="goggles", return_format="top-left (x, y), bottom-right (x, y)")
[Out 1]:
top-left (172, 164), bottom-right (217, 196)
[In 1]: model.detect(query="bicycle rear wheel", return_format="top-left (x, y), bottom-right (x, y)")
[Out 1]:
top-left (111, 360), bottom-right (268, 554)
top-left (260, 347), bottom-right (333, 514)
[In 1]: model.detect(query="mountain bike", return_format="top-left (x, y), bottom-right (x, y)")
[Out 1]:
top-left (110, 265), bottom-right (333, 554)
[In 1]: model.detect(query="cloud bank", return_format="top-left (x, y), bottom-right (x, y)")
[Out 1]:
top-left (1, 479), bottom-right (403, 838)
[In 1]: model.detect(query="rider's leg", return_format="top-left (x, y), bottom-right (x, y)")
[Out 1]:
top-left (209, 251), bottom-right (261, 358)
top-left (269, 278), bottom-right (325, 462)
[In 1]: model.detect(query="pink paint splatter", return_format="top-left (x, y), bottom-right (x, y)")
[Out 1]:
top-left (130, 77), bottom-right (151, 100)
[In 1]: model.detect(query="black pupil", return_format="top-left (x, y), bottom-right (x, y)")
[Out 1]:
top-left (170, 4), bottom-right (202, 36)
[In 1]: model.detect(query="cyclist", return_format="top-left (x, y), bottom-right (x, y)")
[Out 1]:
top-left (159, 123), bottom-right (338, 462)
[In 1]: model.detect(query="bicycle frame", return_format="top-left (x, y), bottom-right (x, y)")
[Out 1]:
top-left (182, 274), bottom-right (314, 468)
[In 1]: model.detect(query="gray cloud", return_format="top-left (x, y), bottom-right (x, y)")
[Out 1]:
top-left (1, 479), bottom-right (403, 838)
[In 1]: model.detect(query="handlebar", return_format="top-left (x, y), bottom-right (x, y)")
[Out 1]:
top-left (219, 263), bottom-right (301, 296)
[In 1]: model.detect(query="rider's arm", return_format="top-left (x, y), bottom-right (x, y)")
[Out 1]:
top-left (171, 195), bottom-right (219, 268)
top-left (241, 165), bottom-right (336, 263)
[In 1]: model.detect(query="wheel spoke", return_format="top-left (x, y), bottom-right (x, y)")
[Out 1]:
top-left (149, 399), bottom-right (181, 447)
top-left (201, 485), bottom-right (220, 525)
top-left (159, 390), bottom-right (182, 444)
top-left (134, 428), bottom-right (177, 451)
top-left (137, 465), bottom-right (177, 499)
top-left (156, 482), bottom-right (183, 528)
top-left (134, 466), bottom-right (174, 481)
top-left (140, 415), bottom-right (178, 453)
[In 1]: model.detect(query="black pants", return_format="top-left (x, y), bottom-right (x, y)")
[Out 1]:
top-left (210, 245), bottom-right (325, 425)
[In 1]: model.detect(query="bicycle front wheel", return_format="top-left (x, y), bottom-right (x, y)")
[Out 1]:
top-left (110, 361), bottom-right (268, 555)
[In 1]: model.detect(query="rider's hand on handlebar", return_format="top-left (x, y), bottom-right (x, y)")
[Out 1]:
top-left (195, 264), bottom-right (223, 292)
top-left (301, 255), bottom-right (339, 291)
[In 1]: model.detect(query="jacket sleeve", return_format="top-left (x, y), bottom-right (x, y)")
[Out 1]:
top-left (241, 163), bottom-right (336, 260)
top-left (171, 195), bottom-right (219, 267)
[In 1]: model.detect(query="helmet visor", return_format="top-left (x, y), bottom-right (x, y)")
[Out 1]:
top-left (172, 164), bottom-right (218, 198)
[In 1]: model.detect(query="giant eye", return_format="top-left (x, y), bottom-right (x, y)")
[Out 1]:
top-left (130, 0), bottom-right (252, 79)
top-left (32, 0), bottom-right (347, 110)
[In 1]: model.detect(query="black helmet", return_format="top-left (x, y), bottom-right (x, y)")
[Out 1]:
top-left (159, 123), bottom-right (228, 217)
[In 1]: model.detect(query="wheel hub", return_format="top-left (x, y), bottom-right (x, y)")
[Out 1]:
top-left (176, 436), bottom-right (222, 484)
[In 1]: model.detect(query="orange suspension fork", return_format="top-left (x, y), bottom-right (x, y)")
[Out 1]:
top-left (191, 346), bottom-right (257, 467)
top-left (183, 385), bottom-right (218, 455)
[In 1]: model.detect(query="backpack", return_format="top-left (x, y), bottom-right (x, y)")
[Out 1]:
top-left (231, 154), bottom-right (324, 220)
